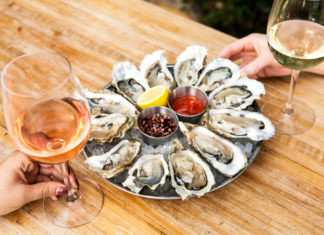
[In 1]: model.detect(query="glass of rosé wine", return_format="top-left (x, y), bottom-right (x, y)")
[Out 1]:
top-left (1, 51), bottom-right (103, 227)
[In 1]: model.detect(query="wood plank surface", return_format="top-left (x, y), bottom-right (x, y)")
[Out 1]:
top-left (0, 0), bottom-right (323, 234)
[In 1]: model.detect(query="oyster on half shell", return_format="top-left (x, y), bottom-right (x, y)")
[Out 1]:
top-left (208, 78), bottom-right (265, 110)
top-left (195, 58), bottom-right (240, 94)
top-left (174, 45), bottom-right (208, 86)
top-left (112, 61), bottom-right (150, 105)
top-left (89, 113), bottom-right (134, 144)
top-left (179, 122), bottom-right (247, 177)
top-left (168, 139), bottom-right (215, 200)
top-left (85, 139), bottom-right (141, 179)
top-left (140, 50), bottom-right (175, 91)
top-left (85, 89), bottom-right (138, 117)
top-left (122, 153), bottom-right (169, 194)
top-left (203, 109), bottom-right (275, 141)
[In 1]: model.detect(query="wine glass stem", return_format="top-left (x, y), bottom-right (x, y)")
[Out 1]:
top-left (283, 70), bottom-right (300, 115)
top-left (60, 162), bottom-right (79, 202)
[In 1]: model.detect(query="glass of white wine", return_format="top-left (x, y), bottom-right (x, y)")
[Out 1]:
top-left (1, 51), bottom-right (103, 227)
top-left (263, 0), bottom-right (324, 135)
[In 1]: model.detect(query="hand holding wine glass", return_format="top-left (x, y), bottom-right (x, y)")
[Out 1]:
top-left (0, 151), bottom-right (78, 215)
top-left (218, 33), bottom-right (292, 79)
top-left (262, 0), bottom-right (324, 135)
top-left (1, 52), bottom-right (103, 227)
top-left (219, 33), bottom-right (324, 79)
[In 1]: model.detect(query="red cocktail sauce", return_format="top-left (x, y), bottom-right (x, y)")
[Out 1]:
top-left (171, 96), bottom-right (205, 116)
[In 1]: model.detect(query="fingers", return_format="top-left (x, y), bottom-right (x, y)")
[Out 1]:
top-left (4, 151), bottom-right (39, 183)
top-left (39, 164), bottom-right (79, 189)
top-left (240, 57), bottom-right (269, 78)
top-left (218, 34), bottom-right (258, 59)
top-left (36, 174), bottom-right (52, 182)
top-left (24, 181), bottom-right (68, 202)
top-left (7, 150), bottom-right (33, 171)
top-left (39, 166), bottom-right (64, 182)
top-left (230, 51), bottom-right (257, 62)
top-left (68, 167), bottom-right (79, 189)
top-left (57, 163), bottom-right (79, 189)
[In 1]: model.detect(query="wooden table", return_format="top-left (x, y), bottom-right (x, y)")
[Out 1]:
top-left (0, 0), bottom-right (323, 234)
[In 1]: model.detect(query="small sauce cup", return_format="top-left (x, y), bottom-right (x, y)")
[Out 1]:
top-left (168, 86), bottom-right (208, 123)
top-left (137, 106), bottom-right (179, 145)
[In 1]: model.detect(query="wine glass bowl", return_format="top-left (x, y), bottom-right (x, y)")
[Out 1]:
top-left (1, 52), bottom-right (88, 163)
top-left (263, 0), bottom-right (324, 135)
top-left (1, 51), bottom-right (103, 227)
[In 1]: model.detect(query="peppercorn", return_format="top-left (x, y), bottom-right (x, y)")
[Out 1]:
top-left (140, 113), bottom-right (176, 137)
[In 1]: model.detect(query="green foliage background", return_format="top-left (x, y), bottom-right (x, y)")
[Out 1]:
top-left (185, 0), bottom-right (273, 38)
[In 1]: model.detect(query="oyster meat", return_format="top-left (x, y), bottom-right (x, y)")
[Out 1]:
top-left (89, 113), bottom-right (134, 144)
top-left (208, 78), bottom-right (265, 110)
top-left (85, 89), bottom-right (138, 117)
top-left (179, 122), bottom-right (247, 177)
top-left (140, 50), bottom-right (175, 91)
top-left (112, 61), bottom-right (150, 104)
top-left (122, 153), bottom-right (169, 193)
top-left (174, 45), bottom-right (207, 86)
top-left (203, 109), bottom-right (275, 141)
top-left (168, 139), bottom-right (215, 200)
top-left (85, 139), bottom-right (141, 179)
top-left (195, 58), bottom-right (240, 94)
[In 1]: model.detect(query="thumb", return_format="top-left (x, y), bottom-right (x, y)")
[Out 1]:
top-left (24, 181), bottom-right (68, 202)
top-left (241, 57), bottom-right (269, 78)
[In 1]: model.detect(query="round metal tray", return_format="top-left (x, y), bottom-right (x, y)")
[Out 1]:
top-left (83, 65), bottom-right (262, 200)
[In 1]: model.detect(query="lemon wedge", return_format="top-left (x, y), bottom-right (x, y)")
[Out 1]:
top-left (137, 86), bottom-right (169, 109)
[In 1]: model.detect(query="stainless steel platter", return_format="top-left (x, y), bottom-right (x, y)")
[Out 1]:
top-left (83, 65), bottom-right (262, 200)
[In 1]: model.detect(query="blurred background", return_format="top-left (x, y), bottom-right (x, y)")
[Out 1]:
top-left (146, 0), bottom-right (273, 38)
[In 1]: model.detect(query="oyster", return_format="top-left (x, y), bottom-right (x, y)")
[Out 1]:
top-left (140, 50), bottom-right (175, 90)
top-left (208, 78), bottom-right (265, 110)
top-left (122, 153), bottom-right (169, 193)
top-left (112, 62), bottom-right (150, 104)
top-left (203, 109), bottom-right (275, 141)
top-left (174, 45), bottom-right (208, 86)
top-left (179, 122), bottom-right (247, 177)
top-left (85, 89), bottom-right (138, 117)
top-left (168, 139), bottom-right (215, 200)
top-left (195, 58), bottom-right (240, 93)
top-left (85, 139), bottom-right (141, 178)
top-left (89, 113), bottom-right (134, 144)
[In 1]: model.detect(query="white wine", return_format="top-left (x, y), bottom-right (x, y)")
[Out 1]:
top-left (268, 20), bottom-right (324, 70)
top-left (13, 97), bottom-right (91, 164)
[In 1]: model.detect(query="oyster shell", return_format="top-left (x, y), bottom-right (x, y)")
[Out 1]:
top-left (89, 113), bottom-right (134, 144)
top-left (122, 153), bottom-right (169, 193)
top-left (179, 122), bottom-right (247, 177)
top-left (208, 78), bottom-right (265, 110)
top-left (174, 45), bottom-right (208, 86)
top-left (168, 139), bottom-right (215, 200)
top-left (195, 58), bottom-right (240, 93)
top-left (203, 109), bottom-right (275, 141)
top-left (85, 89), bottom-right (138, 117)
top-left (140, 50), bottom-right (175, 91)
top-left (112, 62), bottom-right (150, 104)
top-left (85, 139), bottom-right (141, 178)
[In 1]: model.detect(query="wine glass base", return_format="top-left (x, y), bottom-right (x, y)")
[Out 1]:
top-left (261, 97), bottom-right (315, 135)
top-left (44, 176), bottom-right (104, 228)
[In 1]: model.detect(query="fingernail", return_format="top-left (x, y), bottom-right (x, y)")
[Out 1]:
top-left (56, 187), bottom-right (69, 196)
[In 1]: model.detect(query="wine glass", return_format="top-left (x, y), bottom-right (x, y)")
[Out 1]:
top-left (262, 0), bottom-right (324, 135)
top-left (1, 51), bottom-right (103, 227)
